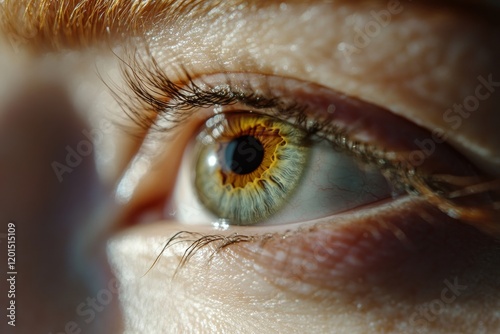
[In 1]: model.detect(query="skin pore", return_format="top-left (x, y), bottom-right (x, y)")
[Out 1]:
top-left (0, 0), bottom-right (499, 333)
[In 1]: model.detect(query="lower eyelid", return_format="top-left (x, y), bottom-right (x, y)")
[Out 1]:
top-left (231, 197), bottom-right (497, 297)
top-left (120, 194), bottom-right (499, 304)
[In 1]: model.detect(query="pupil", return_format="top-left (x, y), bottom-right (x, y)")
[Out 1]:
top-left (224, 135), bottom-right (265, 175)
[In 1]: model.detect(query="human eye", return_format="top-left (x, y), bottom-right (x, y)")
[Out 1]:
top-left (119, 69), bottom-right (483, 230)
top-left (115, 55), bottom-right (498, 231)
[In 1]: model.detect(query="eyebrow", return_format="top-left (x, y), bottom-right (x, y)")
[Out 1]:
top-left (1, 0), bottom-right (497, 52)
top-left (0, 0), bottom-right (244, 51)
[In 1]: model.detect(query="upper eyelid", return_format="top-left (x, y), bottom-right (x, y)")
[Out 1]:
top-left (114, 51), bottom-right (304, 132)
top-left (115, 52), bottom-right (401, 170)
top-left (112, 51), bottom-right (437, 180)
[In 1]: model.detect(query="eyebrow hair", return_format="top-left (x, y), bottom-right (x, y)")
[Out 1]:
top-left (0, 0), bottom-right (244, 51)
top-left (1, 0), bottom-right (497, 52)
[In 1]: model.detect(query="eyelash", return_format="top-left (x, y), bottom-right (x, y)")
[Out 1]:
top-left (115, 50), bottom-right (417, 192)
top-left (110, 50), bottom-right (500, 271)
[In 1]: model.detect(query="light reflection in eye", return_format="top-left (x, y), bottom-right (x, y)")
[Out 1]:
top-left (207, 155), bottom-right (217, 167)
top-left (170, 112), bottom-right (392, 226)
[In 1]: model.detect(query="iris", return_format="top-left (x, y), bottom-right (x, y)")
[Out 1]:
top-left (194, 113), bottom-right (309, 225)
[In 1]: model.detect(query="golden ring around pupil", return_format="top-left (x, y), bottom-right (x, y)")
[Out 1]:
top-left (194, 113), bottom-right (309, 225)
top-left (217, 126), bottom-right (284, 189)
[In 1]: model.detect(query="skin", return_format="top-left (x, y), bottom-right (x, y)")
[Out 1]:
top-left (0, 0), bottom-right (498, 333)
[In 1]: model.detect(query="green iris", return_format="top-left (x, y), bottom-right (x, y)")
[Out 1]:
top-left (194, 113), bottom-right (310, 225)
